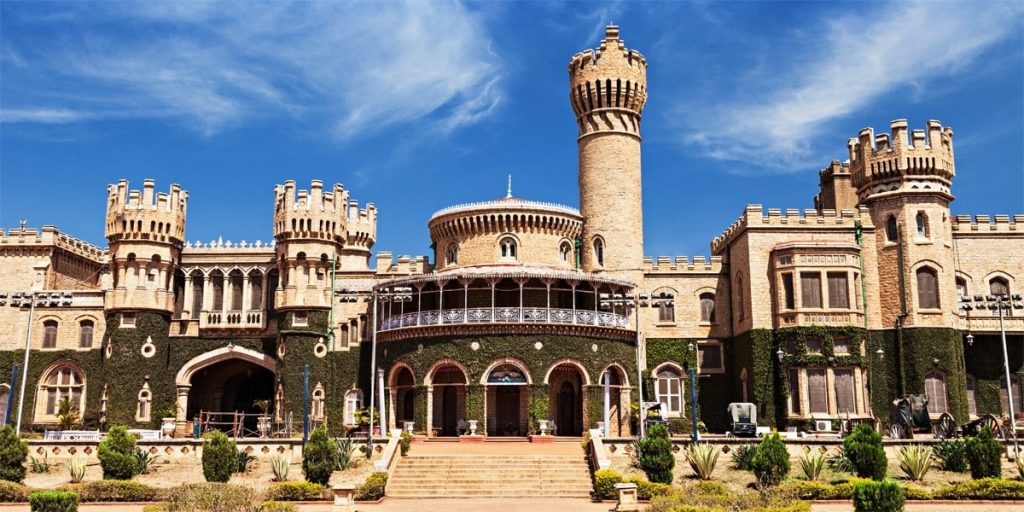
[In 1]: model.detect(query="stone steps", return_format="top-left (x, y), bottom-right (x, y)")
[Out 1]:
top-left (387, 454), bottom-right (593, 498)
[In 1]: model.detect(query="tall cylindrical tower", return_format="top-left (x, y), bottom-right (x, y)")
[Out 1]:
top-left (570, 25), bottom-right (647, 281)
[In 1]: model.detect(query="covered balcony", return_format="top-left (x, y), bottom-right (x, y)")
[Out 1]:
top-left (373, 265), bottom-right (636, 341)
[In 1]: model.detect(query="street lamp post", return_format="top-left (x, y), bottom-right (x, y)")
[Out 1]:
top-left (960, 292), bottom-right (1023, 456)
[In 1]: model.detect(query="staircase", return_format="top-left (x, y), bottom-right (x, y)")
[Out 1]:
top-left (387, 454), bottom-right (593, 498)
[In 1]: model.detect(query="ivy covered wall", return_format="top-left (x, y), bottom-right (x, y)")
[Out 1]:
top-left (963, 333), bottom-right (1023, 418)
top-left (645, 338), bottom-right (734, 433)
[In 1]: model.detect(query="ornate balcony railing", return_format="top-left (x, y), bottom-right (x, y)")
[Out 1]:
top-left (379, 307), bottom-right (630, 331)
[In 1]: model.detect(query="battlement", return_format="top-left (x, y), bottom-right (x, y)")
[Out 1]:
top-left (711, 204), bottom-right (869, 254)
top-left (848, 119), bottom-right (955, 201)
top-left (0, 225), bottom-right (107, 262)
top-left (951, 214), bottom-right (1024, 235)
top-left (273, 180), bottom-right (376, 246)
top-left (375, 252), bottom-right (432, 275)
top-left (642, 255), bottom-right (723, 274)
top-left (819, 160), bottom-right (851, 180)
top-left (104, 179), bottom-right (188, 245)
top-left (568, 25), bottom-right (647, 137)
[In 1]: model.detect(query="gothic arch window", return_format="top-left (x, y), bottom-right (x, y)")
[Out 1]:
top-left (916, 267), bottom-right (940, 309)
top-left (966, 374), bottom-right (978, 417)
top-left (700, 293), bottom-right (716, 323)
top-left (42, 320), bottom-right (58, 349)
top-left (885, 216), bottom-right (899, 242)
top-left (37, 362), bottom-right (85, 421)
top-left (78, 320), bottom-right (94, 348)
top-left (559, 241), bottom-right (572, 263)
top-left (916, 211), bottom-right (930, 238)
top-left (924, 370), bottom-right (948, 414)
top-left (343, 389), bottom-right (363, 426)
top-left (499, 237), bottom-right (517, 260)
top-left (190, 271), bottom-right (204, 317)
top-left (229, 270), bottom-right (244, 311)
top-left (990, 277), bottom-right (1010, 298)
top-left (311, 383), bottom-right (325, 421)
top-left (447, 244), bottom-right (458, 265)
top-left (654, 365), bottom-right (683, 417)
top-left (593, 238), bottom-right (605, 267)
top-left (210, 270), bottom-right (225, 311)
top-left (956, 277), bottom-right (968, 300)
top-left (249, 271), bottom-right (263, 311)
top-left (136, 384), bottom-right (152, 422)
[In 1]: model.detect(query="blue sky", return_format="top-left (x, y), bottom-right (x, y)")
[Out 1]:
top-left (2, 1), bottom-right (1022, 261)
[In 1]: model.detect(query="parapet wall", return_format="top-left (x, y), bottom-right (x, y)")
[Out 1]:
top-left (952, 214), bottom-right (1023, 235)
top-left (642, 255), bottom-right (723, 274)
top-left (0, 225), bottom-right (107, 262)
top-left (375, 252), bottom-right (432, 276)
top-left (711, 205), bottom-right (868, 254)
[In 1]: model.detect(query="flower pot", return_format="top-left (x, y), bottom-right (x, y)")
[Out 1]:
top-left (403, 421), bottom-right (415, 432)
top-left (538, 420), bottom-right (549, 435)
top-left (468, 420), bottom-right (478, 435)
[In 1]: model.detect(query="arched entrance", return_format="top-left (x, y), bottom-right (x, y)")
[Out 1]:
top-left (600, 365), bottom-right (631, 437)
top-left (175, 346), bottom-right (277, 436)
top-left (392, 366), bottom-right (416, 429)
top-left (427, 362), bottom-right (467, 437)
top-left (484, 362), bottom-right (530, 436)
top-left (548, 362), bottom-right (587, 436)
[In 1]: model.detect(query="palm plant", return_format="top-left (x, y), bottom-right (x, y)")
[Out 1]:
top-left (897, 444), bottom-right (933, 481)
top-left (685, 443), bottom-right (720, 480)
top-left (56, 397), bottom-right (79, 431)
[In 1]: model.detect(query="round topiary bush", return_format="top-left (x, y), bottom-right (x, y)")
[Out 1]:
top-left (635, 423), bottom-right (675, 484)
top-left (97, 426), bottom-right (139, 480)
top-left (843, 424), bottom-right (887, 481)
top-left (965, 426), bottom-right (1003, 479)
top-left (0, 426), bottom-right (27, 484)
top-left (201, 431), bottom-right (237, 483)
top-left (751, 431), bottom-right (790, 487)
top-left (851, 480), bottom-right (905, 512)
top-left (302, 425), bottom-right (336, 486)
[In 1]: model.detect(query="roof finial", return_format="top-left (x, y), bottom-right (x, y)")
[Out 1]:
top-left (506, 174), bottom-right (513, 198)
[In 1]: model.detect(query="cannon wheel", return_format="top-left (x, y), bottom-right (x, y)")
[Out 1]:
top-left (933, 413), bottom-right (957, 439)
top-left (979, 414), bottom-right (1003, 438)
top-left (889, 422), bottom-right (907, 439)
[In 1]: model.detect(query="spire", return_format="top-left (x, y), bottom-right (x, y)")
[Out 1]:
top-left (506, 174), bottom-right (513, 198)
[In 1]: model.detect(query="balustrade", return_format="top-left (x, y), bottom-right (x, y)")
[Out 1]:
top-left (378, 307), bottom-right (629, 331)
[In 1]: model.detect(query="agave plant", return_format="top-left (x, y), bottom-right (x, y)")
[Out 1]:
top-left (270, 452), bottom-right (290, 482)
top-left (799, 450), bottom-right (826, 481)
top-left (897, 444), bottom-right (933, 481)
top-left (685, 443), bottom-right (720, 480)
top-left (67, 457), bottom-right (86, 483)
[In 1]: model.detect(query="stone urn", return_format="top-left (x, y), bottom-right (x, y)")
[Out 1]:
top-left (403, 421), bottom-right (415, 432)
top-left (468, 419), bottom-right (478, 435)
top-left (160, 417), bottom-right (176, 438)
top-left (596, 421), bottom-right (605, 437)
top-left (538, 420), bottom-right (549, 435)
top-left (257, 415), bottom-right (272, 438)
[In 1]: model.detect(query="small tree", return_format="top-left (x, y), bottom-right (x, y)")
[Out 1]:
top-left (0, 425), bottom-right (28, 483)
top-left (751, 431), bottom-right (790, 487)
top-left (633, 423), bottom-right (674, 484)
top-left (844, 424), bottom-right (887, 480)
top-left (97, 426), bottom-right (139, 480)
top-left (303, 425), bottom-right (337, 485)
top-left (201, 430), bottom-right (237, 483)
top-left (56, 398), bottom-right (79, 431)
top-left (965, 426), bottom-right (1003, 479)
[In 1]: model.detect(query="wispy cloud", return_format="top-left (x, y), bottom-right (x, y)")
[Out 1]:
top-left (678, 1), bottom-right (1024, 173)
top-left (0, 1), bottom-right (503, 138)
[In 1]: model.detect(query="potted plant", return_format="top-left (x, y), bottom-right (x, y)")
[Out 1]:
top-left (56, 397), bottom-right (79, 431)
top-left (354, 407), bottom-right (381, 435)
top-left (253, 400), bottom-right (272, 438)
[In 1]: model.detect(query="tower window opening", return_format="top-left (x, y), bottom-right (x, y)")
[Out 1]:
top-left (885, 216), bottom-right (898, 242)
top-left (559, 241), bottom-right (572, 263)
top-left (447, 244), bottom-right (458, 265)
top-left (500, 237), bottom-right (517, 260)
top-left (916, 211), bottom-right (930, 238)
top-left (956, 277), bottom-right (968, 300)
top-left (594, 238), bottom-right (604, 267)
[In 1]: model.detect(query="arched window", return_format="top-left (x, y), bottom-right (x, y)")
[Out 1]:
top-left (42, 320), bottom-right (58, 349)
top-left (229, 270), bottom-right (244, 311)
top-left (885, 216), bottom-right (899, 242)
top-left (559, 241), bottom-right (572, 263)
top-left (966, 375), bottom-right (978, 417)
top-left (249, 272), bottom-right (263, 311)
top-left (311, 383), bottom-right (325, 421)
top-left (956, 277), bottom-right (968, 300)
top-left (924, 370), bottom-right (948, 414)
top-left (447, 244), bottom-right (458, 265)
top-left (210, 271), bottom-right (225, 311)
top-left (655, 292), bottom-right (675, 323)
top-left (594, 238), bottom-right (605, 267)
top-left (654, 366), bottom-right (683, 417)
top-left (191, 271), bottom-right (204, 317)
top-left (0, 385), bottom-right (9, 425)
top-left (990, 277), bottom-right (1010, 298)
top-left (343, 389), bottom-right (363, 426)
top-left (1001, 375), bottom-right (1020, 417)
top-left (700, 293), bottom-right (716, 323)
top-left (38, 363), bottom-right (85, 419)
top-left (499, 237), bottom-right (517, 260)
top-left (916, 211), bottom-right (929, 238)
top-left (136, 385), bottom-right (151, 422)
top-left (916, 267), bottom-right (940, 309)
top-left (78, 320), bottom-right (94, 348)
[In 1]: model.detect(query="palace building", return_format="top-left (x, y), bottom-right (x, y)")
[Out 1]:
top-left (0, 26), bottom-right (1021, 438)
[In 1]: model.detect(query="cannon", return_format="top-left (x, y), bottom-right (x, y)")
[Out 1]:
top-left (888, 394), bottom-right (956, 439)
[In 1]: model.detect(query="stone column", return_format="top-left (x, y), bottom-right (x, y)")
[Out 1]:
top-left (182, 275), bottom-right (194, 320)
top-left (175, 385), bottom-right (191, 435)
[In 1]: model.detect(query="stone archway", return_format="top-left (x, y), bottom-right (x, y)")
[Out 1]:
top-left (425, 360), bottom-right (468, 437)
top-left (547, 362), bottom-right (588, 436)
top-left (174, 346), bottom-right (277, 434)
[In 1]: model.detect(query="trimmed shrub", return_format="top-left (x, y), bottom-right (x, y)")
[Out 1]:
top-left (933, 478), bottom-right (1024, 500)
top-left (593, 469), bottom-right (623, 500)
top-left (164, 483), bottom-right (259, 512)
top-left (0, 426), bottom-right (27, 483)
top-left (354, 472), bottom-right (388, 501)
top-left (933, 439), bottom-right (968, 472)
top-left (0, 481), bottom-right (29, 502)
top-left (634, 423), bottom-right (675, 484)
top-left (302, 425), bottom-right (336, 486)
top-left (751, 431), bottom-right (790, 487)
top-left (201, 431), bottom-right (237, 483)
top-left (69, 480), bottom-right (160, 502)
top-left (965, 426), bottom-right (1003, 479)
top-left (259, 503), bottom-right (297, 512)
top-left (730, 444), bottom-right (756, 471)
top-left (851, 480), bottom-right (905, 512)
top-left (843, 424), bottom-right (887, 480)
top-left (902, 485), bottom-right (931, 500)
top-left (400, 430), bottom-right (412, 456)
top-left (97, 426), bottom-right (139, 480)
top-left (896, 445), bottom-right (932, 481)
top-left (648, 480), bottom-right (810, 512)
top-left (141, 505), bottom-right (166, 512)
top-left (29, 491), bottom-right (79, 512)
top-left (264, 481), bottom-right (324, 501)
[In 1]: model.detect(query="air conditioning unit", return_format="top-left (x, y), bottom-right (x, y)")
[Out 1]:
top-left (10, 299), bottom-right (21, 307)
top-left (815, 420), bottom-right (832, 432)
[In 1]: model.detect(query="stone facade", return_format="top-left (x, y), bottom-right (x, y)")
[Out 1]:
top-left (0, 25), bottom-right (1021, 438)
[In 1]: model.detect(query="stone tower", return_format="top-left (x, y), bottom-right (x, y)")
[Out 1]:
top-left (570, 25), bottom-right (647, 281)
top-left (851, 119), bottom-right (958, 328)
top-left (272, 180), bottom-right (361, 310)
top-left (104, 179), bottom-right (188, 313)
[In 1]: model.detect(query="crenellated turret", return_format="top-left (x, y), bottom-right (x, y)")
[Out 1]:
top-left (568, 24), bottom-right (648, 140)
top-left (104, 179), bottom-right (189, 313)
top-left (849, 119), bottom-right (955, 202)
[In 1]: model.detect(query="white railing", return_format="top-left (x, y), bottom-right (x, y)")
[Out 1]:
top-left (200, 310), bottom-right (265, 329)
top-left (379, 307), bottom-right (629, 331)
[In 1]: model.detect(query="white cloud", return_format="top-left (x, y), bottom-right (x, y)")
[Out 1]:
top-left (0, 1), bottom-right (503, 138)
top-left (679, 1), bottom-right (1023, 173)
top-left (0, 108), bottom-right (92, 123)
